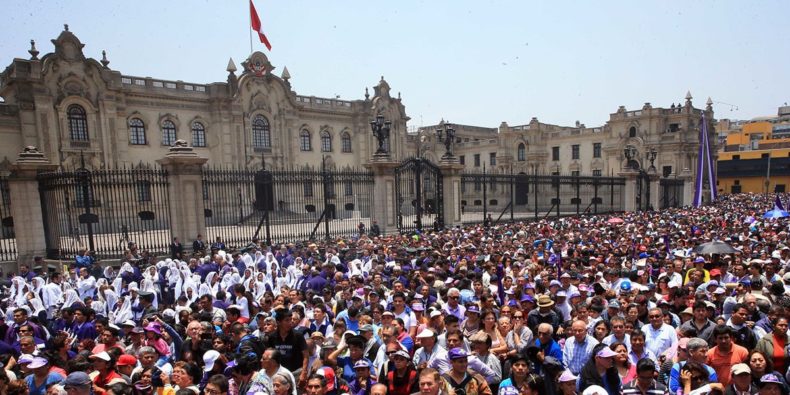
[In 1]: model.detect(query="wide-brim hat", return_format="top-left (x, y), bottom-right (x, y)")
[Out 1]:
top-left (537, 295), bottom-right (554, 308)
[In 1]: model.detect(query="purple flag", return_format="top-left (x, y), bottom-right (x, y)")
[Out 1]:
top-left (776, 195), bottom-right (786, 211)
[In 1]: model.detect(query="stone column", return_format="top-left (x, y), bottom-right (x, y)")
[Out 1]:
top-left (8, 147), bottom-right (59, 269)
top-left (680, 168), bottom-right (694, 207)
top-left (648, 173), bottom-right (661, 211)
top-left (439, 158), bottom-right (464, 227)
top-left (365, 155), bottom-right (399, 235)
top-left (619, 170), bottom-right (638, 212)
top-left (156, 141), bottom-right (209, 245)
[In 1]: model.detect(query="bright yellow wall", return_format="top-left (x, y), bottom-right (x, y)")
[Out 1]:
top-left (718, 175), bottom-right (790, 194)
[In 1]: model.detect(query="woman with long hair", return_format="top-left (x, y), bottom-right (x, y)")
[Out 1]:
top-left (593, 320), bottom-right (610, 343)
top-left (746, 349), bottom-right (789, 389)
top-left (132, 367), bottom-right (155, 395)
top-left (679, 360), bottom-right (724, 394)
top-left (611, 342), bottom-right (636, 385)
top-left (755, 317), bottom-right (790, 375)
top-left (480, 310), bottom-right (507, 357)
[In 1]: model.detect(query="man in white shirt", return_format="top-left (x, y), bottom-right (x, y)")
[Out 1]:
top-left (641, 307), bottom-right (678, 359)
top-left (413, 329), bottom-right (451, 374)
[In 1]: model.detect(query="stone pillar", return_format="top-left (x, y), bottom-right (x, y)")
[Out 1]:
top-left (648, 174), bottom-right (660, 211)
top-left (8, 147), bottom-right (59, 269)
top-left (156, 141), bottom-right (209, 245)
top-left (439, 158), bottom-right (464, 228)
top-left (680, 168), bottom-right (694, 207)
top-left (365, 156), bottom-right (399, 235)
top-left (619, 170), bottom-right (638, 212)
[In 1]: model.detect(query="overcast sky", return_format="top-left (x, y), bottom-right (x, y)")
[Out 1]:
top-left (2, 0), bottom-right (788, 128)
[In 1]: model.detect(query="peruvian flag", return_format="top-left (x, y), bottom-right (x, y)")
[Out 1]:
top-left (250, 0), bottom-right (272, 51)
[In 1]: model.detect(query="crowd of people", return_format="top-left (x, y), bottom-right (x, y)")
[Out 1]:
top-left (2, 193), bottom-right (790, 395)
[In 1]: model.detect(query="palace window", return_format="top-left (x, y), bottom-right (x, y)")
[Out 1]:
top-left (252, 115), bottom-right (272, 149)
top-left (341, 132), bottom-right (352, 153)
top-left (593, 143), bottom-right (601, 158)
top-left (320, 131), bottom-right (332, 152)
top-left (572, 145), bottom-right (580, 160)
top-left (517, 143), bottom-right (526, 161)
top-left (129, 118), bottom-right (146, 145)
top-left (192, 122), bottom-right (206, 147)
top-left (300, 130), bottom-right (312, 151)
top-left (68, 105), bottom-right (89, 141)
top-left (161, 120), bottom-right (177, 146)
top-left (552, 146), bottom-right (560, 161)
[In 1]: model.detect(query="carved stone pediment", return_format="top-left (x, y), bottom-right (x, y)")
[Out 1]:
top-left (51, 25), bottom-right (86, 62)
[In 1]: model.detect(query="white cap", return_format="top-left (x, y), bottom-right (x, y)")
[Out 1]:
top-left (203, 350), bottom-right (220, 372)
top-left (416, 329), bottom-right (435, 339)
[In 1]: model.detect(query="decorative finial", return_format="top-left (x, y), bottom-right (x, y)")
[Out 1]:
top-left (706, 97), bottom-right (713, 106)
top-left (685, 91), bottom-right (692, 101)
top-left (281, 66), bottom-right (291, 80)
top-left (364, 87), bottom-right (369, 100)
top-left (397, 92), bottom-right (401, 100)
top-left (226, 57), bottom-right (237, 73)
top-left (28, 40), bottom-right (39, 60)
top-left (64, 24), bottom-right (69, 32)
top-left (100, 50), bottom-right (110, 68)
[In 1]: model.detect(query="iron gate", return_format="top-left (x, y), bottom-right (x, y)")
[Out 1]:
top-left (395, 158), bottom-right (443, 233)
top-left (38, 162), bottom-right (172, 260)
top-left (660, 178), bottom-right (684, 209)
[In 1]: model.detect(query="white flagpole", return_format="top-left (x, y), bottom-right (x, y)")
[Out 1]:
top-left (248, 0), bottom-right (254, 54)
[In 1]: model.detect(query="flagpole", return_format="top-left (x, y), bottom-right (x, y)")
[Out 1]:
top-left (248, 0), bottom-right (254, 54)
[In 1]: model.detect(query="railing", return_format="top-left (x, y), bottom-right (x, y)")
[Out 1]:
top-left (0, 176), bottom-right (16, 262)
top-left (121, 76), bottom-right (208, 93)
top-left (460, 170), bottom-right (626, 224)
top-left (202, 165), bottom-right (374, 246)
top-left (37, 165), bottom-right (172, 260)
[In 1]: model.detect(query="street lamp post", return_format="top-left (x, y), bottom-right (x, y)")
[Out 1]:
top-left (624, 146), bottom-right (657, 211)
top-left (435, 123), bottom-right (456, 159)
top-left (370, 114), bottom-right (391, 155)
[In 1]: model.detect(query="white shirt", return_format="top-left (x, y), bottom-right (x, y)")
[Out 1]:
top-left (641, 323), bottom-right (677, 359)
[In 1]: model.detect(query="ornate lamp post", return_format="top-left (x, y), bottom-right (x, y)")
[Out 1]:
top-left (435, 123), bottom-right (456, 159)
top-left (623, 145), bottom-right (654, 211)
top-left (370, 114), bottom-right (391, 155)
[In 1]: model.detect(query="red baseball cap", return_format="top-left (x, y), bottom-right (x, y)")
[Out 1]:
top-left (710, 269), bottom-right (722, 276)
top-left (116, 354), bottom-right (137, 367)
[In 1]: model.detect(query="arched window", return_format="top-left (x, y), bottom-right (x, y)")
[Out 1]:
top-left (517, 143), bottom-right (526, 161)
top-left (129, 118), bottom-right (146, 145)
top-left (300, 129), bottom-right (312, 151)
top-left (161, 120), bottom-right (177, 146)
top-left (67, 104), bottom-right (89, 141)
top-left (252, 115), bottom-right (271, 149)
top-left (629, 126), bottom-right (637, 138)
top-left (341, 132), bottom-right (352, 153)
top-left (192, 122), bottom-right (206, 147)
top-left (320, 131), bottom-right (332, 152)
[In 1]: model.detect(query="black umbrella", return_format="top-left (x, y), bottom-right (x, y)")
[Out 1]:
top-left (691, 241), bottom-right (738, 255)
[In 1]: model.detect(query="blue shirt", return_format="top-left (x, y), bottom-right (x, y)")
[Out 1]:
top-left (563, 335), bottom-right (599, 375)
top-left (26, 372), bottom-right (63, 395)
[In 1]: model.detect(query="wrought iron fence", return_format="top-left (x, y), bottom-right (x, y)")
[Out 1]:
top-left (202, 165), bottom-right (374, 247)
top-left (660, 178), bottom-right (685, 209)
top-left (0, 176), bottom-right (16, 262)
top-left (460, 170), bottom-right (626, 224)
top-left (38, 164), bottom-right (171, 260)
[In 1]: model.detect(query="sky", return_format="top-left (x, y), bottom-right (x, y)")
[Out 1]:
top-left (2, 0), bottom-right (789, 129)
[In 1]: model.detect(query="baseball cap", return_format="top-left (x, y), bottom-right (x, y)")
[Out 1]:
top-left (203, 350), bottom-right (220, 372)
top-left (448, 348), bottom-right (469, 360)
top-left (353, 360), bottom-right (371, 369)
top-left (416, 329), bottom-right (435, 339)
top-left (596, 348), bottom-right (618, 358)
top-left (358, 324), bottom-right (374, 332)
top-left (63, 371), bottom-right (92, 388)
top-left (558, 369), bottom-right (578, 382)
top-left (90, 351), bottom-right (111, 361)
top-left (117, 354), bottom-right (137, 367)
top-left (731, 363), bottom-right (750, 376)
top-left (430, 310), bottom-right (443, 318)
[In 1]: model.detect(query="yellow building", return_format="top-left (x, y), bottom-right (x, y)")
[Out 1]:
top-left (717, 106), bottom-right (790, 194)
